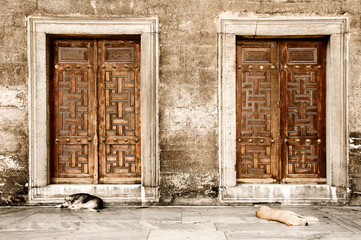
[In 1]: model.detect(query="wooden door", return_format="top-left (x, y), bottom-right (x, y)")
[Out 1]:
top-left (50, 38), bottom-right (141, 184)
top-left (50, 39), bottom-right (97, 184)
top-left (236, 39), bottom-right (326, 184)
top-left (98, 40), bottom-right (141, 184)
top-left (280, 40), bottom-right (326, 183)
top-left (236, 41), bottom-right (280, 183)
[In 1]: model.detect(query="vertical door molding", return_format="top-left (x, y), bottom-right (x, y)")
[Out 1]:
top-left (218, 17), bottom-right (348, 204)
top-left (27, 17), bottom-right (159, 203)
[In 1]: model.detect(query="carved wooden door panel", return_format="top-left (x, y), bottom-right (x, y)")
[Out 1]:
top-left (280, 40), bottom-right (326, 183)
top-left (98, 40), bottom-right (141, 184)
top-left (50, 39), bottom-right (97, 184)
top-left (50, 38), bottom-right (141, 184)
top-left (236, 39), bottom-right (326, 184)
top-left (236, 41), bottom-right (280, 183)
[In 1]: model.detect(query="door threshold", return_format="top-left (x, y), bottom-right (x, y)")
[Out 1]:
top-left (221, 184), bottom-right (347, 205)
top-left (29, 184), bottom-right (158, 204)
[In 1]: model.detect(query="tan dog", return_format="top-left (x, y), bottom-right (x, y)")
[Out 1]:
top-left (256, 206), bottom-right (319, 226)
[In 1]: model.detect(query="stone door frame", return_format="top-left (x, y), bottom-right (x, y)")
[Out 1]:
top-left (27, 17), bottom-right (159, 203)
top-left (218, 17), bottom-right (349, 204)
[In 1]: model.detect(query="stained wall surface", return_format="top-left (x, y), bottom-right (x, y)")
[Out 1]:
top-left (0, 0), bottom-right (360, 205)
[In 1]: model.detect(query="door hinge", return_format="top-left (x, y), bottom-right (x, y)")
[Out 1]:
top-left (277, 98), bottom-right (281, 108)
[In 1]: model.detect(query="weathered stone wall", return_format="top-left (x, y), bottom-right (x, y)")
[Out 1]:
top-left (349, 133), bottom-right (361, 204)
top-left (0, 0), bottom-right (31, 204)
top-left (346, 0), bottom-right (361, 204)
top-left (0, 0), bottom-right (360, 205)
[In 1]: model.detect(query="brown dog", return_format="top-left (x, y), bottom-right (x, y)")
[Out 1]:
top-left (256, 206), bottom-right (319, 226)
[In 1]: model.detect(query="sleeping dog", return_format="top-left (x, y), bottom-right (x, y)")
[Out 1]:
top-left (256, 206), bottom-right (319, 226)
top-left (57, 193), bottom-right (104, 212)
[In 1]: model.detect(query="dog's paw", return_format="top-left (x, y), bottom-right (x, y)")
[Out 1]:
top-left (56, 204), bottom-right (64, 208)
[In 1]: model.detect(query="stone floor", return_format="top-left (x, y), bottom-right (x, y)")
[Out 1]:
top-left (0, 205), bottom-right (360, 239)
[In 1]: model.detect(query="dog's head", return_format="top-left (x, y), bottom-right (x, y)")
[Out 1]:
top-left (60, 196), bottom-right (73, 208)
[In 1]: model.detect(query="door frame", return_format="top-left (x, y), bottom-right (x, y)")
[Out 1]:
top-left (27, 17), bottom-right (159, 204)
top-left (218, 17), bottom-right (348, 204)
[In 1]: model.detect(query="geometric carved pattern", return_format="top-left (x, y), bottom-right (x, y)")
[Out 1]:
top-left (106, 144), bottom-right (136, 174)
top-left (98, 40), bottom-right (141, 183)
top-left (286, 72), bottom-right (321, 176)
top-left (239, 71), bottom-right (272, 177)
top-left (105, 70), bottom-right (136, 137)
top-left (282, 41), bottom-right (326, 180)
top-left (288, 145), bottom-right (319, 175)
top-left (236, 40), bottom-right (326, 183)
top-left (104, 69), bottom-right (138, 177)
top-left (51, 38), bottom-right (141, 184)
top-left (287, 73), bottom-right (318, 137)
top-left (58, 144), bottom-right (89, 175)
top-left (55, 69), bottom-right (90, 176)
top-left (241, 72), bottom-right (271, 138)
top-left (240, 146), bottom-right (271, 176)
top-left (50, 39), bottom-right (95, 183)
top-left (58, 71), bottom-right (89, 137)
